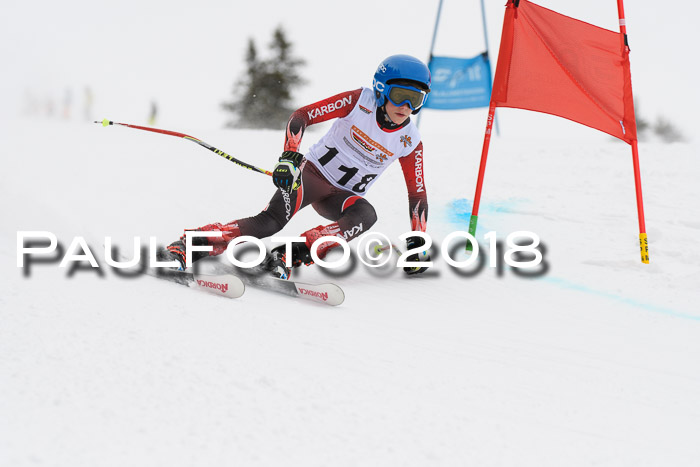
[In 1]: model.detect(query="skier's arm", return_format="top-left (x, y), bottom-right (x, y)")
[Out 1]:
top-left (284, 89), bottom-right (363, 152)
top-left (399, 141), bottom-right (428, 232)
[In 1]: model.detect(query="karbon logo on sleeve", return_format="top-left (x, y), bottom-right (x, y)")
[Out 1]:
top-left (414, 149), bottom-right (424, 193)
top-left (307, 96), bottom-right (353, 120)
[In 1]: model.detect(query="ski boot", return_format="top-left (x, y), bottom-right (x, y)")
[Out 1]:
top-left (261, 242), bottom-right (314, 280)
top-left (156, 240), bottom-right (187, 271)
top-left (300, 224), bottom-right (342, 259)
top-left (157, 236), bottom-right (212, 271)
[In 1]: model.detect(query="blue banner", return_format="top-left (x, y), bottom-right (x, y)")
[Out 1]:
top-left (425, 54), bottom-right (492, 109)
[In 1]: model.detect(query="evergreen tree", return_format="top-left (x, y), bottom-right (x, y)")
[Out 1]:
top-left (623, 98), bottom-right (685, 143)
top-left (223, 26), bottom-right (306, 129)
top-left (653, 116), bottom-right (685, 143)
top-left (634, 99), bottom-right (650, 140)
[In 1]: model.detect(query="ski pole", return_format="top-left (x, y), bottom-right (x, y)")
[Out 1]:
top-left (96, 119), bottom-right (273, 176)
top-left (374, 243), bottom-right (403, 256)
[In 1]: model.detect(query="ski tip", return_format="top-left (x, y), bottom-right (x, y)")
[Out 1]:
top-left (319, 283), bottom-right (344, 306)
top-left (332, 285), bottom-right (345, 306)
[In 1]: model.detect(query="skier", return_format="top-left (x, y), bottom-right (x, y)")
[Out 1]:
top-left (163, 54), bottom-right (432, 279)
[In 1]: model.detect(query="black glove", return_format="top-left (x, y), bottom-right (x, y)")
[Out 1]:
top-left (404, 235), bottom-right (431, 275)
top-left (272, 151), bottom-right (304, 193)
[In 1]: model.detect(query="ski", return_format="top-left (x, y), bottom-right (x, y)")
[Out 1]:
top-left (234, 270), bottom-right (345, 306)
top-left (150, 268), bottom-right (246, 299)
top-left (201, 263), bottom-right (344, 306)
top-left (108, 246), bottom-right (245, 299)
top-left (150, 265), bottom-right (343, 305)
top-left (109, 247), bottom-right (340, 304)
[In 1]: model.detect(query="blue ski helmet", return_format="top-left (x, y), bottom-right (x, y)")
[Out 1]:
top-left (373, 54), bottom-right (431, 114)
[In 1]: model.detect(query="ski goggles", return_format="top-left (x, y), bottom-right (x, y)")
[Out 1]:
top-left (386, 84), bottom-right (429, 111)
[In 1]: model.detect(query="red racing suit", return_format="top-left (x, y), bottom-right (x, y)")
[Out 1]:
top-left (194, 87), bottom-right (428, 257)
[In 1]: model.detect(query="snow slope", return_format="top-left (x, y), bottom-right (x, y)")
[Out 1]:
top-left (2, 117), bottom-right (699, 466)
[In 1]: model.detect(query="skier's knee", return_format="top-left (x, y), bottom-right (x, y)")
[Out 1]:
top-left (351, 199), bottom-right (377, 229)
top-left (364, 203), bottom-right (378, 229)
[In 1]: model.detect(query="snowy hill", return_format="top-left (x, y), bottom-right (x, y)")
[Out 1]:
top-left (2, 117), bottom-right (699, 466)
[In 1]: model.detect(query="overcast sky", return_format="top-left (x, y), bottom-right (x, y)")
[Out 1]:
top-left (2, 0), bottom-right (697, 141)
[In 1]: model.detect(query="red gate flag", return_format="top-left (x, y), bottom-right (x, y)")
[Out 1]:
top-left (492, 0), bottom-right (637, 143)
top-left (468, 0), bottom-right (649, 263)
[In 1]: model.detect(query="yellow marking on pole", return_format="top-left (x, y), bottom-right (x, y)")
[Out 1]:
top-left (639, 233), bottom-right (649, 264)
